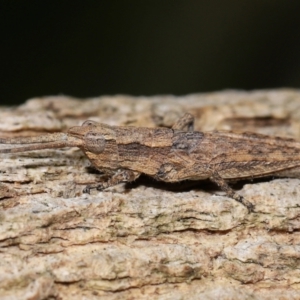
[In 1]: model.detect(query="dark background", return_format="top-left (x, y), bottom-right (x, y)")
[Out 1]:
top-left (2, 1), bottom-right (300, 105)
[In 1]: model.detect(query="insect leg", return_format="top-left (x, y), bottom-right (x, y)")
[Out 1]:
top-left (172, 113), bottom-right (194, 132)
top-left (210, 172), bottom-right (254, 212)
top-left (83, 170), bottom-right (141, 193)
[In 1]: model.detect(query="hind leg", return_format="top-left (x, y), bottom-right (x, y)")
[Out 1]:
top-left (210, 172), bottom-right (254, 212)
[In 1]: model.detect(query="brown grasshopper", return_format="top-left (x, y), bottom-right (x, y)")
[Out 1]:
top-left (1, 113), bottom-right (300, 211)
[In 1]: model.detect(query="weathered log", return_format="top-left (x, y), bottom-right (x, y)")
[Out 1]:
top-left (1, 90), bottom-right (300, 299)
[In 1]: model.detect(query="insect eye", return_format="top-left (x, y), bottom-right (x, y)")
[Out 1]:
top-left (82, 120), bottom-right (98, 127)
top-left (84, 132), bottom-right (106, 154)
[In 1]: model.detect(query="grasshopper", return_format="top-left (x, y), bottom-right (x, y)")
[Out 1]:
top-left (1, 113), bottom-right (300, 211)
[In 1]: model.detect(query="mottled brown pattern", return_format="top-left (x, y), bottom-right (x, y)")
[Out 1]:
top-left (1, 113), bottom-right (300, 211)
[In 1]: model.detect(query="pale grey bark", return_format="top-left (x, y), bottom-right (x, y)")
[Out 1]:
top-left (1, 90), bottom-right (300, 299)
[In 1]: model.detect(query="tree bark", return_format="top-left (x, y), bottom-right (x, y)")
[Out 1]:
top-left (1, 90), bottom-right (300, 299)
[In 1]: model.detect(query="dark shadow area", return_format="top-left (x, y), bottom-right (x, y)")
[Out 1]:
top-left (125, 174), bottom-right (278, 194)
top-left (1, 1), bottom-right (300, 105)
top-left (125, 174), bottom-right (214, 193)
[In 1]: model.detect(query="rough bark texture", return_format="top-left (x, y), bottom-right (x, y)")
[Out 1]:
top-left (1, 90), bottom-right (300, 299)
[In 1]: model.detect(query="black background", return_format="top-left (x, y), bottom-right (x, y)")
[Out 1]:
top-left (2, 1), bottom-right (300, 105)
